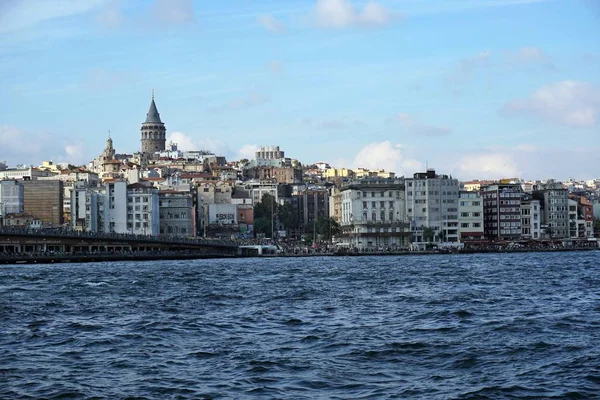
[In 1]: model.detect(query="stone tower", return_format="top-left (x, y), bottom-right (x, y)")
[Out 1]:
top-left (140, 92), bottom-right (166, 154)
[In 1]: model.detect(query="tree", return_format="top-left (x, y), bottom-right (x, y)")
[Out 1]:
top-left (315, 217), bottom-right (341, 241)
top-left (254, 193), bottom-right (277, 221)
top-left (437, 230), bottom-right (446, 242)
top-left (544, 225), bottom-right (554, 238)
top-left (422, 227), bottom-right (435, 243)
top-left (253, 217), bottom-right (271, 237)
top-left (278, 202), bottom-right (299, 236)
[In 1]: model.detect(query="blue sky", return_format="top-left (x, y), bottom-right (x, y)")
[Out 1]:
top-left (0, 0), bottom-right (599, 180)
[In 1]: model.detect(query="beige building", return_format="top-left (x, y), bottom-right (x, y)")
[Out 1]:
top-left (21, 180), bottom-right (64, 227)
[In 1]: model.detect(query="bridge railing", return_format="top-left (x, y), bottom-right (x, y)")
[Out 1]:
top-left (0, 227), bottom-right (238, 248)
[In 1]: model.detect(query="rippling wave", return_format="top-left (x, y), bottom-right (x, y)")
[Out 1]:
top-left (1, 251), bottom-right (599, 399)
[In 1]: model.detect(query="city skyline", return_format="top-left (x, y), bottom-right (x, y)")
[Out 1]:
top-left (0, 0), bottom-right (599, 180)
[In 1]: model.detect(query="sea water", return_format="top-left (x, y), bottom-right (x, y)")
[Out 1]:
top-left (1, 251), bottom-right (599, 399)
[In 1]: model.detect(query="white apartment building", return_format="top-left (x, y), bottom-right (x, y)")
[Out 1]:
top-left (458, 191), bottom-right (484, 242)
top-left (104, 181), bottom-right (128, 234)
top-left (243, 180), bottom-right (279, 205)
top-left (125, 183), bottom-right (160, 236)
top-left (521, 198), bottom-right (541, 239)
top-left (339, 178), bottom-right (409, 249)
top-left (405, 170), bottom-right (460, 243)
top-left (70, 181), bottom-right (104, 232)
top-left (0, 180), bottom-right (24, 216)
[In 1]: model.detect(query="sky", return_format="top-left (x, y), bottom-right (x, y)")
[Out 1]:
top-left (0, 0), bottom-right (599, 181)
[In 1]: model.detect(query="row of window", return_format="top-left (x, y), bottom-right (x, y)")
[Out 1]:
top-left (459, 201), bottom-right (481, 206)
top-left (362, 201), bottom-right (396, 208)
top-left (460, 222), bottom-right (482, 228)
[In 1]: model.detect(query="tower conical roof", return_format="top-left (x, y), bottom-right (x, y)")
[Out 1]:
top-left (145, 97), bottom-right (162, 123)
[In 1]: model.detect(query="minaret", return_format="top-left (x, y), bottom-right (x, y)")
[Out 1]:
top-left (140, 91), bottom-right (166, 154)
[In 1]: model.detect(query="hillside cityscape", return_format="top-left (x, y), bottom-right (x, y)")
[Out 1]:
top-left (1, 95), bottom-right (599, 249)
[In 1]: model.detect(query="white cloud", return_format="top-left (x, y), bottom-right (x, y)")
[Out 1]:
top-left (312, 0), bottom-right (401, 29)
top-left (351, 141), bottom-right (422, 176)
top-left (235, 144), bottom-right (260, 161)
top-left (257, 14), bottom-right (285, 33)
top-left (502, 80), bottom-right (600, 127)
top-left (151, 0), bottom-right (195, 25)
top-left (455, 152), bottom-right (521, 180)
top-left (166, 132), bottom-right (229, 155)
top-left (452, 144), bottom-right (600, 181)
top-left (0, 125), bottom-right (90, 166)
top-left (395, 113), bottom-right (451, 136)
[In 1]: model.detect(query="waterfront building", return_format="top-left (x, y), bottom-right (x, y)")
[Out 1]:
top-left (521, 196), bottom-right (541, 240)
top-left (328, 185), bottom-right (343, 224)
top-left (533, 181), bottom-right (569, 239)
top-left (0, 180), bottom-right (24, 216)
top-left (140, 93), bottom-right (166, 155)
top-left (294, 186), bottom-right (330, 233)
top-left (159, 190), bottom-right (194, 237)
top-left (405, 170), bottom-right (460, 243)
top-left (338, 178), bottom-right (410, 249)
top-left (482, 183), bottom-right (522, 241)
top-left (21, 180), bottom-right (64, 227)
top-left (458, 191), bottom-right (484, 242)
top-left (70, 181), bottom-right (102, 232)
top-left (568, 195), bottom-right (594, 238)
top-left (126, 182), bottom-right (160, 236)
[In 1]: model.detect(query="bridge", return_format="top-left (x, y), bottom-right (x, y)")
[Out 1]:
top-left (0, 228), bottom-right (239, 264)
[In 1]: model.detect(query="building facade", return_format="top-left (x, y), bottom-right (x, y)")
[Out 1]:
top-left (22, 180), bottom-right (64, 227)
top-left (482, 183), bottom-right (522, 241)
top-left (458, 191), bottom-right (484, 242)
top-left (405, 170), bottom-right (460, 243)
top-left (533, 181), bottom-right (569, 239)
top-left (159, 190), bottom-right (194, 237)
top-left (521, 197), bottom-right (541, 240)
top-left (339, 178), bottom-right (410, 249)
top-left (0, 180), bottom-right (24, 216)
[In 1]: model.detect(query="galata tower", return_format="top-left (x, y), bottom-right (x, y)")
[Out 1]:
top-left (140, 92), bottom-right (166, 153)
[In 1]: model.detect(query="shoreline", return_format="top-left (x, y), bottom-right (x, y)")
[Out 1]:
top-left (0, 246), bottom-right (597, 265)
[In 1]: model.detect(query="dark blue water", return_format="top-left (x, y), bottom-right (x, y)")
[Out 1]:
top-left (1, 251), bottom-right (599, 399)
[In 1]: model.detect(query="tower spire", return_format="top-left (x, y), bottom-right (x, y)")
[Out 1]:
top-left (152, 89), bottom-right (154, 101)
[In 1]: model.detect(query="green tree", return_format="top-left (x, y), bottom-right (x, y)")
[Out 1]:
top-left (544, 225), bottom-right (554, 238)
top-left (253, 217), bottom-right (271, 237)
top-left (315, 217), bottom-right (342, 241)
top-left (437, 230), bottom-right (446, 242)
top-left (254, 193), bottom-right (277, 221)
top-left (422, 227), bottom-right (435, 243)
top-left (278, 202), bottom-right (299, 236)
